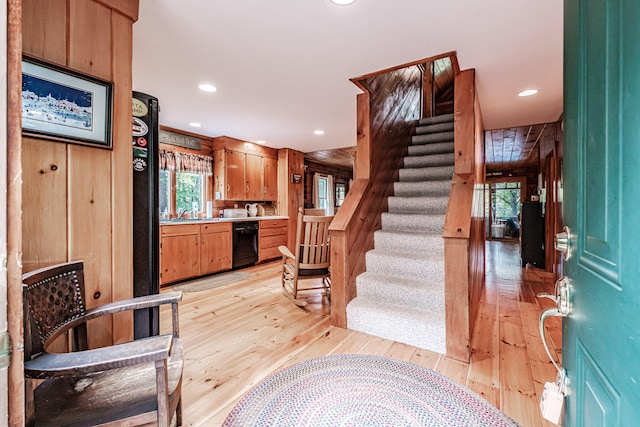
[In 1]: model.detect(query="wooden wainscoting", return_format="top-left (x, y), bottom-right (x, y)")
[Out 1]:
top-left (160, 241), bottom-right (560, 427)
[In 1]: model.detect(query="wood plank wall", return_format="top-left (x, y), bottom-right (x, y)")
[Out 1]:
top-left (277, 148), bottom-right (305, 249)
top-left (21, 0), bottom-right (139, 353)
top-left (329, 65), bottom-right (422, 327)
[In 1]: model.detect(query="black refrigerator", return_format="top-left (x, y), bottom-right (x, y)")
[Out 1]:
top-left (520, 202), bottom-right (545, 268)
top-left (132, 91), bottom-right (160, 339)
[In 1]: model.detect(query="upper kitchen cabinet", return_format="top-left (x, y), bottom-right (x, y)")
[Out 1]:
top-left (213, 136), bottom-right (278, 201)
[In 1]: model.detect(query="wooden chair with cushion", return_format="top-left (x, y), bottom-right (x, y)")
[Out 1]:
top-left (278, 207), bottom-right (333, 306)
top-left (22, 261), bottom-right (183, 426)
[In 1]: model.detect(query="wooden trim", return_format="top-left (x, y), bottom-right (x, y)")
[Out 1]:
top-left (95, 0), bottom-right (139, 21)
top-left (445, 238), bottom-right (470, 361)
top-left (442, 175), bottom-right (474, 239)
top-left (212, 135), bottom-right (278, 159)
top-left (454, 69), bottom-right (475, 175)
top-left (8, 0), bottom-right (24, 423)
top-left (350, 50), bottom-right (457, 87)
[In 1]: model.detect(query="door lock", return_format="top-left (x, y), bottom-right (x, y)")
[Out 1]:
top-left (554, 226), bottom-right (572, 260)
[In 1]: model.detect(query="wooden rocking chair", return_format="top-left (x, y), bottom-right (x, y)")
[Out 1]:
top-left (278, 207), bottom-right (333, 306)
top-left (22, 261), bottom-right (183, 426)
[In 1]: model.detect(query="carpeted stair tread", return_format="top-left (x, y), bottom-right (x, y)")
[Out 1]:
top-left (355, 272), bottom-right (444, 310)
top-left (412, 131), bottom-right (454, 145)
top-left (387, 195), bottom-right (449, 214)
top-left (366, 249), bottom-right (445, 280)
top-left (394, 180), bottom-right (451, 197)
top-left (414, 121), bottom-right (454, 135)
top-left (418, 113), bottom-right (454, 126)
top-left (374, 230), bottom-right (444, 254)
top-left (408, 142), bottom-right (454, 156)
top-left (399, 165), bottom-right (454, 182)
top-left (347, 298), bottom-right (446, 354)
top-left (404, 153), bottom-right (455, 168)
top-left (347, 113), bottom-right (453, 355)
top-left (381, 212), bottom-right (445, 233)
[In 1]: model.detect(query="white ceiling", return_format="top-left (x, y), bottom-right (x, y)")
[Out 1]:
top-left (132, 0), bottom-right (563, 153)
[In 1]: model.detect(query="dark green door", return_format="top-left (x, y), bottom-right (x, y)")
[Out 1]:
top-left (563, 0), bottom-right (640, 425)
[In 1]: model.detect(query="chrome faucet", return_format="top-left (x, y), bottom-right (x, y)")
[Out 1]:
top-left (177, 208), bottom-right (189, 218)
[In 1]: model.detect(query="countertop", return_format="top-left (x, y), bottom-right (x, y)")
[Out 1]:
top-left (160, 215), bottom-right (288, 225)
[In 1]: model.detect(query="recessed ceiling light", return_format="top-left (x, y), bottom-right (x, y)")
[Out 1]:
top-left (189, 122), bottom-right (202, 128)
top-left (198, 83), bottom-right (218, 93)
top-left (518, 89), bottom-right (538, 97)
top-left (330, 0), bottom-right (357, 5)
top-left (314, 130), bottom-right (325, 135)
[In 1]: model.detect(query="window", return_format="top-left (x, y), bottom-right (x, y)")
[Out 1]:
top-left (335, 182), bottom-right (346, 207)
top-left (159, 149), bottom-right (212, 218)
top-left (485, 181), bottom-right (521, 239)
top-left (176, 172), bottom-right (204, 214)
top-left (159, 169), bottom-right (171, 215)
top-left (317, 176), bottom-right (328, 211)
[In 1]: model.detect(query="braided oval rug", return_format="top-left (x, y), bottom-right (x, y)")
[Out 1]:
top-left (223, 354), bottom-right (520, 426)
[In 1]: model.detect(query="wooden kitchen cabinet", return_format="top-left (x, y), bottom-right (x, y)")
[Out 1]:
top-left (263, 156), bottom-right (278, 201)
top-left (160, 221), bottom-right (233, 285)
top-left (213, 137), bottom-right (278, 201)
top-left (160, 224), bottom-right (200, 285)
top-left (224, 150), bottom-right (247, 200)
top-left (200, 222), bottom-right (232, 275)
top-left (245, 153), bottom-right (264, 200)
top-left (259, 219), bottom-right (288, 262)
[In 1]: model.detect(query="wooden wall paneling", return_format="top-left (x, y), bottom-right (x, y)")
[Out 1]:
top-left (21, 0), bottom-right (67, 65)
top-left (277, 149), bottom-right (304, 249)
top-left (68, 0), bottom-right (111, 80)
top-left (68, 146), bottom-right (113, 348)
top-left (21, 138), bottom-right (68, 272)
top-left (454, 69), bottom-right (475, 175)
top-left (95, 0), bottom-right (139, 21)
top-left (110, 10), bottom-right (134, 344)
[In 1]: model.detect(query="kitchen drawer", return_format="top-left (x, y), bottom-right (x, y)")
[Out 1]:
top-left (259, 226), bottom-right (287, 237)
top-left (161, 224), bottom-right (199, 237)
top-left (260, 234), bottom-right (288, 249)
top-left (260, 246), bottom-right (283, 261)
top-left (260, 219), bottom-right (288, 229)
top-left (200, 222), bottom-right (231, 234)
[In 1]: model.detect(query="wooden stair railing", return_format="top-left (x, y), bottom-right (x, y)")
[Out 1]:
top-left (330, 57), bottom-right (485, 364)
top-left (443, 69), bottom-right (486, 362)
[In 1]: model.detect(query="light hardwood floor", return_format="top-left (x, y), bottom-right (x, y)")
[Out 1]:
top-left (161, 240), bottom-right (562, 427)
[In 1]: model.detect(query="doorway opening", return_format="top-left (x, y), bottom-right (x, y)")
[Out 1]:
top-left (485, 180), bottom-right (523, 240)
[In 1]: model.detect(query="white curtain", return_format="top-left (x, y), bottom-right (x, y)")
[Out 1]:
top-left (313, 173), bottom-right (321, 210)
top-left (326, 174), bottom-right (335, 216)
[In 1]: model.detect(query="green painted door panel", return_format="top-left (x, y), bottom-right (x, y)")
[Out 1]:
top-left (563, 0), bottom-right (640, 425)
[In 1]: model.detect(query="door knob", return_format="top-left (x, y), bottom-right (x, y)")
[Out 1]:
top-left (554, 226), bottom-right (572, 260)
top-left (538, 276), bottom-right (570, 375)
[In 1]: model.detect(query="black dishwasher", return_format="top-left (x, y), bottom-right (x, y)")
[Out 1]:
top-left (232, 221), bottom-right (259, 269)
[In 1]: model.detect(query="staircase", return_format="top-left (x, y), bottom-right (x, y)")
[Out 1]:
top-left (346, 113), bottom-right (454, 354)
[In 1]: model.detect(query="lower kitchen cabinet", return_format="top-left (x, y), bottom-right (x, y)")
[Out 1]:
top-left (200, 222), bottom-right (232, 275)
top-left (160, 222), bottom-right (232, 285)
top-left (259, 219), bottom-right (288, 262)
top-left (160, 224), bottom-right (200, 285)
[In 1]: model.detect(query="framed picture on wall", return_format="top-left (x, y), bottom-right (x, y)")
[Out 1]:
top-left (21, 56), bottom-right (113, 149)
